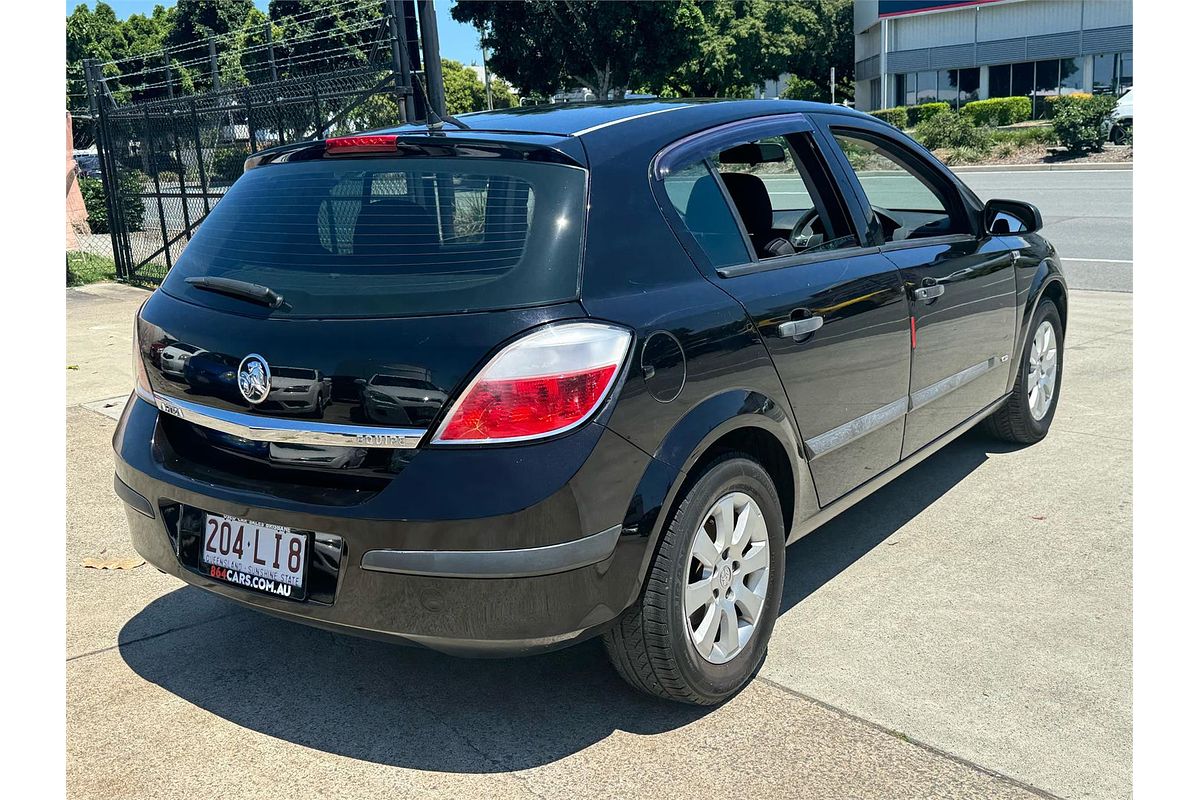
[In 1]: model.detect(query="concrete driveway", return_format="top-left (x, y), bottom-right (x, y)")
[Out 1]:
top-left (66, 276), bottom-right (1129, 798)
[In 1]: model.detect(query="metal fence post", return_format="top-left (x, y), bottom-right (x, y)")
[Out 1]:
top-left (85, 59), bottom-right (130, 281)
top-left (189, 99), bottom-right (212, 217)
top-left (209, 38), bottom-right (221, 93)
top-left (171, 111), bottom-right (192, 240)
top-left (143, 108), bottom-right (173, 273)
top-left (245, 87), bottom-right (258, 153)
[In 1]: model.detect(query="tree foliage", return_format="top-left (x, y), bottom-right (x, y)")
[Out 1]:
top-left (452, 0), bottom-right (701, 100)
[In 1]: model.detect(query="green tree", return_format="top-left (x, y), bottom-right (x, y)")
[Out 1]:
top-left (451, 0), bottom-right (701, 100)
top-left (267, 0), bottom-right (380, 79)
top-left (164, 0), bottom-right (257, 91)
top-left (657, 0), bottom-right (850, 99)
top-left (66, 2), bottom-right (128, 107)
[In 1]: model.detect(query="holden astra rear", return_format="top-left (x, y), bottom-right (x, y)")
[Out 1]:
top-left (116, 100), bottom-right (1066, 705)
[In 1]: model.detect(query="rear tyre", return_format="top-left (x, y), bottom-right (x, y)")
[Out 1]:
top-left (603, 454), bottom-right (785, 705)
top-left (1109, 123), bottom-right (1129, 144)
top-left (983, 297), bottom-right (1063, 444)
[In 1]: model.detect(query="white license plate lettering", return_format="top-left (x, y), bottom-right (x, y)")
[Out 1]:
top-left (202, 514), bottom-right (306, 588)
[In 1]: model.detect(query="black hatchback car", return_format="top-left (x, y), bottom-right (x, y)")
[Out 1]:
top-left (115, 99), bottom-right (1067, 705)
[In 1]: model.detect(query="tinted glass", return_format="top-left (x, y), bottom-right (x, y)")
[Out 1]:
top-left (161, 158), bottom-right (586, 318)
top-left (958, 67), bottom-right (981, 105)
top-left (1034, 59), bottom-right (1059, 118)
top-left (1092, 52), bottom-right (1116, 94)
top-left (663, 162), bottom-right (750, 267)
top-left (834, 132), bottom-right (965, 241)
top-left (1011, 61), bottom-right (1034, 98)
top-left (1119, 51), bottom-right (1133, 89)
top-left (989, 63), bottom-right (1011, 98)
top-left (917, 70), bottom-right (937, 103)
top-left (937, 69), bottom-right (956, 105)
top-left (1060, 58), bottom-right (1084, 95)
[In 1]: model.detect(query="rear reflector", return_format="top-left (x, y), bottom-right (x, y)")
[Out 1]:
top-left (433, 322), bottom-right (632, 444)
top-left (325, 134), bottom-right (400, 154)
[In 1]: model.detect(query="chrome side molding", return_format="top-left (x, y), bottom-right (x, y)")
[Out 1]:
top-left (806, 397), bottom-right (908, 460)
top-left (909, 357), bottom-right (1000, 411)
top-left (138, 389), bottom-right (426, 449)
top-left (803, 356), bottom-right (1002, 459)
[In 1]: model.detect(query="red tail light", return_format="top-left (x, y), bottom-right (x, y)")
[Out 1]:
top-left (433, 322), bottom-right (632, 444)
top-left (325, 135), bottom-right (399, 154)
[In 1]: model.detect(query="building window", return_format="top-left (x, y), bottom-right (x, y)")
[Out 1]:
top-left (1119, 51), bottom-right (1133, 90)
top-left (1011, 61), bottom-right (1034, 102)
top-left (891, 67), bottom-right (981, 109)
top-left (1059, 57), bottom-right (1084, 96)
top-left (1092, 52), bottom-right (1117, 94)
top-left (916, 70), bottom-right (937, 104)
top-left (989, 63), bottom-right (1011, 99)
top-left (1033, 59), bottom-right (1059, 118)
top-left (957, 67), bottom-right (980, 106)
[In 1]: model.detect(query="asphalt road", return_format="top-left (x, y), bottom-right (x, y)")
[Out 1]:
top-left (66, 276), bottom-right (1131, 799)
top-left (758, 166), bottom-right (1132, 293)
top-left (958, 168), bottom-right (1132, 292)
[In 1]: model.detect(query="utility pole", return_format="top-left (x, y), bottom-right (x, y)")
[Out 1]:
top-left (386, 0), bottom-right (415, 122)
top-left (265, 21), bottom-right (278, 84)
top-left (164, 52), bottom-right (174, 99)
top-left (482, 44), bottom-right (493, 111)
top-left (208, 38), bottom-right (220, 93)
top-left (416, 0), bottom-right (446, 120)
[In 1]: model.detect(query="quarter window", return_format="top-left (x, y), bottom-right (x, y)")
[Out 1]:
top-left (663, 162), bottom-right (751, 268)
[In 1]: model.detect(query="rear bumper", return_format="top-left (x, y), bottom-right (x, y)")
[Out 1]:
top-left (112, 396), bottom-right (660, 657)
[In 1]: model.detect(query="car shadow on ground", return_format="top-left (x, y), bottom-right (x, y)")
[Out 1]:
top-left (118, 427), bottom-right (1019, 771)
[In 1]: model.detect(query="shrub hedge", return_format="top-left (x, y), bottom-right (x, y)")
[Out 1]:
top-left (1049, 94), bottom-right (1117, 153)
top-left (78, 172), bottom-right (146, 234)
top-left (910, 101), bottom-right (951, 126)
top-left (868, 107), bottom-right (908, 128)
top-left (961, 96), bottom-right (1032, 127)
top-left (913, 110), bottom-right (992, 151)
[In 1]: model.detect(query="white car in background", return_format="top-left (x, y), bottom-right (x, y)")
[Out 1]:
top-left (160, 342), bottom-right (204, 379)
top-left (1105, 87), bottom-right (1133, 143)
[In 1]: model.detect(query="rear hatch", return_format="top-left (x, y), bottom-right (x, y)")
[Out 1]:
top-left (138, 135), bottom-right (589, 483)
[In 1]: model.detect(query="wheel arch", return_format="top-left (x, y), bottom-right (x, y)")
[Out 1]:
top-left (615, 389), bottom-right (819, 611)
top-left (1007, 259), bottom-right (1068, 390)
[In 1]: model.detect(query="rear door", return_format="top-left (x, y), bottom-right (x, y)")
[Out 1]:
top-left (817, 121), bottom-right (1018, 457)
top-left (655, 116), bottom-right (912, 505)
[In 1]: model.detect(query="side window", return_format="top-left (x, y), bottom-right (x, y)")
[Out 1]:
top-left (663, 161), bottom-right (751, 268)
top-left (833, 131), bottom-right (968, 243)
top-left (711, 135), bottom-right (857, 259)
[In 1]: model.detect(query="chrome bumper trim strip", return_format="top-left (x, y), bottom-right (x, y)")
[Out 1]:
top-left (360, 524), bottom-right (623, 578)
top-left (139, 391), bottom-right (426, 449)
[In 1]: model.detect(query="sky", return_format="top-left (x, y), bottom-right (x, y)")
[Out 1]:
top-left (65, 0), bottom-right (485, 65)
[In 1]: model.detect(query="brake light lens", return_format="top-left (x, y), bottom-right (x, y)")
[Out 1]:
top-left (132, 316), bottom-right (153, 403)
top-left (432, 322), bottom-right (632, 444)
top-left (325, 134), bottom-right (399, 154)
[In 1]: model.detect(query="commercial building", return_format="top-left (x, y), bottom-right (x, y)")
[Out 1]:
top-left (853, 0), bottom-right (1132, 117)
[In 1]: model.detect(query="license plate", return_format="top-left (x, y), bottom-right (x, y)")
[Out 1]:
top-left (201, 514), bottom-right (306, 598)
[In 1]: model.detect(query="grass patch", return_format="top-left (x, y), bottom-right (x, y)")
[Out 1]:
top-left (66, 252), bottom-right (117, 286)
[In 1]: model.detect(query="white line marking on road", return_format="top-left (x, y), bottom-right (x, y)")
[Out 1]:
top-left (1061, 258), bottom-right (1133, 264)
top-left (954, 169), bottom-right (1132, 176)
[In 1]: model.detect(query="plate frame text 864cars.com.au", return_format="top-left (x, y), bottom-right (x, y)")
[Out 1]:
top-left (201, 513), bottom-right (308, 599)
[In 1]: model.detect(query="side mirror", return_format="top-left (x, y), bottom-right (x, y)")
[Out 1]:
top-left (984, 199), bottom-right (1042, 234)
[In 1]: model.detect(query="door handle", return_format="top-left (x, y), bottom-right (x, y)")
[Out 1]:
top-left (778, 316), bottom-right (824, 339)
top-left (913, 284), bottom-right (945, 301)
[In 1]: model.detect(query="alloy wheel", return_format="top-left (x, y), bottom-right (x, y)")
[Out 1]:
top-left (1027, 319), bottom-right (1058, 421)
top-left (683, 491), bottom-right (771, 664)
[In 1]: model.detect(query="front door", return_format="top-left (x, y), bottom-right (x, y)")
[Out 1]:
top-left (658, 124), bottom-right (912, 505)
top-left (824, 126), bottom-right (1018, 457)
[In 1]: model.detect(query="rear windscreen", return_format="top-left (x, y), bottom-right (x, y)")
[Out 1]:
top-left (161, 157), bottom-right (587, 317)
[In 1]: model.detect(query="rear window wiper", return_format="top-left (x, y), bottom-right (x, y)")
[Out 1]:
top-left (185, 276), bottom-right (285, 309)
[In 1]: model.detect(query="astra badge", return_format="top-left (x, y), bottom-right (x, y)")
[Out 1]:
top-left (238, 354), bottom-right (272, 404)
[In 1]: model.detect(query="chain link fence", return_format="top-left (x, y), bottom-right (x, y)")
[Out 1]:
top-left (71, 0), bottom-right (439, 286)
